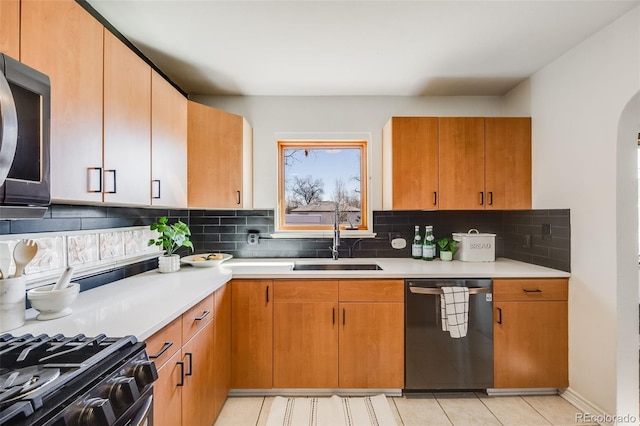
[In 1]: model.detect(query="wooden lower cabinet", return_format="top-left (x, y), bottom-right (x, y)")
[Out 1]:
top-left (493, 278), bottom-right (568, 389)
top-left (153, 351), bottom-right (183, 426)
top-left (231, 280), bottom-right (273, 389)
top-left (273, 300), bottom-right (339, 388)
top-left (339, 302), bottom-right (404, 388)
top-left (149, 285), bottom-right (230, 426)
top-left (181, 321), bottom-right (215, 426)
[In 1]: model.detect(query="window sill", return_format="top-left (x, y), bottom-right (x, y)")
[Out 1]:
top-left (270, 231), bottom-right (377, 239)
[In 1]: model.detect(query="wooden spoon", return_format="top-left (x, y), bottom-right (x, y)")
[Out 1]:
top-left (13, 240), bottom-right (38, 277)
top-left (0, 244), bottom-right (11, 279)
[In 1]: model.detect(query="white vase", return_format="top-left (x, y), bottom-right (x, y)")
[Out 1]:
top-left (158, 254), bottom-right (180, 273)
top-left (440, 251), bottom-right (453, 261)
top-left (0, 276), bottom-right (26, 331)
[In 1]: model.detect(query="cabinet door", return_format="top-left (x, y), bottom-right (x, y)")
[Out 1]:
top-left (187, 101), bottom-right (245, 208)
top-left (339, 303), bottom-right (404, 388)
top-left (182, 322), bottom-right (215, 426)
top-left (384, 117), bottom-right (439, 210)
top-left (273, 301), bottom-right (338, 388)
top-left (20, 0), bottom-right (104, 203)
top-left (213, 284), bottom-right (231, 420)
top-left (103, 30), bottom-right (151, 205)
top-left (494, 301), bottom-right (568, 388)
top-left (0, 0), bottom-right (20, 59)
top-left (153, 350), bottom-right (183, 426)
top-left (485, 118), bottom-right (531, 209)
top-left (231, 280), bottom-right (273, 389)
top-left (151, 71), bottom-right (187, 207)
top-left (439, 117), bottom-right (485, 210)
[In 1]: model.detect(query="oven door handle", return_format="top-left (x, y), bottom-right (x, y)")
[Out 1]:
top-left (130, 395), bottom-right (153, 426)
top-left (0, 67), bottom-right (18, 187)
top-left (409, 287), bottom-right (490, 295)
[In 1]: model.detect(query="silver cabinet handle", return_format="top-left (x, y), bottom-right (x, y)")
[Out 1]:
top-left (194, 310), bottom-right (210, 321)
top-left (104, 169), bottom-right (117, 193)
top-left (152, 179), bottom-right (161, 199)
top-left (0, 69), bottom-right (17, 186)
top-left (409, 287), bottom-right (490, 295)
top-left (87, 167), bottom-right (102, 192)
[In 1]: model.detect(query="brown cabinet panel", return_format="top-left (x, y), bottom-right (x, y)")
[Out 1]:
top-left (493, 278), bottom-right (568, 302)
top-left (213, 284), bottom-right (231, 421)
top-left (273, 301), bottom-right (339, 388)
top-left (181, 323), bottom-right (216, 426)
top-left (494, 301), bottom-right (568, 388)
top-left (386, 117), bottom-right (439, 210)
top-left (0, 0), bottom-right (20, 59)
top-left (187, 101), bottom-right (248, 208)
top-left (20, 0), bottom-right (104, 203)
top-left (103, 30), bottom-right (151, 205)
top-left (146, 317), bottom-right (182, 369)
top-left (485, 118), bottom-right (531, 209)
top-left (439, 117), bottom-right (486, 210)
top-left (182, 293), bottom-right (214, 342)
top-left (231, 280), bottom-right (273, 389)
top-left (153, 350), bottom-right (183, 426)
top-left (339, 279), bottom-right (404, 302)
top-left (151, 70), bottom-right (187, 207)
top-left (274, 280), bottom-right (338, 302)
top-left (339, 303), bottom-right (404, 388)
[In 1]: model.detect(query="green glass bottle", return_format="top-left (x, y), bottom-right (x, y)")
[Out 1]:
top-left (411, 225), bottom-right (422, 259)
top-left (422, 225), bottom-right (435, 261)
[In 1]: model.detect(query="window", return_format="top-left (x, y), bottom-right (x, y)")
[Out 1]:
top-left (278, 140), bottom-right (368, 232)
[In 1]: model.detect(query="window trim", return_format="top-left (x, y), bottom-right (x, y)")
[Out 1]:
top-left (277, 138), bottom-right (369, 233)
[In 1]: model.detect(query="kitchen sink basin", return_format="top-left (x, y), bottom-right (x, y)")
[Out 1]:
top-left (292, 263), bottom-right (383, 271)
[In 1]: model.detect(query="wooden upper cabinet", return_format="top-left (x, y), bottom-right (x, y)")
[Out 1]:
top-left (103, 30), bottom-right (151, 205)
top-left (20, 0), bottom-right (104, 203)
top-left (382, 117), bottom-right (439, 210)
top-left (485, 118), bottom-right (531, 209)
top-left (151, 71), bottom-right (187, 208)
top-left (187, 101), bottom-right (253, 208)
top-left (0, 0), bottom-right (20, 59)
top-left (438, 117), bottom-right (486, 210)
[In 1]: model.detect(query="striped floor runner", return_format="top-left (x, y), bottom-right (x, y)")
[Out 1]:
top-left (266, 394), bottom-right (397, 426)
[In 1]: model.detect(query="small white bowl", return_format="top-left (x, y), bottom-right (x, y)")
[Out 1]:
top-left (27, 283), bottom-right (80, 320)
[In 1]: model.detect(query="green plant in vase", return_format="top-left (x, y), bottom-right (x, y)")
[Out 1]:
top-left (148, 216), bottom-right (193, 272)
top-left (436, 237), bottom-right (457, 261)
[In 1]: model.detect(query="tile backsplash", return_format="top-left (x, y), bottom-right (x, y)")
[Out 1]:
top-left (1, 205), bottom-right (571, 280)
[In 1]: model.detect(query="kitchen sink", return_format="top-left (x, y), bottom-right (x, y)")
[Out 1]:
top-left (292, 263), bottom-right (383, 271)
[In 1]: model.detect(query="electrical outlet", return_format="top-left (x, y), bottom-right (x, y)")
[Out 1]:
top-left (247, 233), bottom-right (259, 245)
top-left (541, 224), bottom-right (552, 240)
top-left (522, 234), bottom-right (532, 249)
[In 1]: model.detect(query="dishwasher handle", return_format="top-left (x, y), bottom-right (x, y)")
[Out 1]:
top-left (409, 287), bottom-right (490, 295)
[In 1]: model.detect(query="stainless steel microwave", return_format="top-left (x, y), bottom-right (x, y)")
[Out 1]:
top-left (0, 53), bottom-right (50, 219)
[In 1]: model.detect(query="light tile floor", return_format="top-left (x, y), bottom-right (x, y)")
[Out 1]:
top-left (214, 393), bottom-right (597, 426)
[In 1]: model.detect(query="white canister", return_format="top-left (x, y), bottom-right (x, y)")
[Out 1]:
top-left (0, 276), bottom-right (26, 331)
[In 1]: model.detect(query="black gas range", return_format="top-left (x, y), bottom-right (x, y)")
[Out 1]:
top-left (0, 333), bottom-right (158, 426)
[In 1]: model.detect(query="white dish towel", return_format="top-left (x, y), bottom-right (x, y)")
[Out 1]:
top-left (440, 286), bottom-right (469, 338)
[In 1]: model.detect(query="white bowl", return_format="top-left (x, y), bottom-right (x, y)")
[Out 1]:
top-left (27, 283), bottom-right (80, 320)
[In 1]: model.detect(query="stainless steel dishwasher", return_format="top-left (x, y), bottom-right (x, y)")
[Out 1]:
top-left (405, 278), bottom-right (493, 392)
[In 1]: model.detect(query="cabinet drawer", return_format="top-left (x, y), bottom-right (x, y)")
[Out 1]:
top-left (182, 293), bottom-right (214, 342)
top-left (493, 279), bottom-right (568, 302)
top-left (339, 280), bottom-right (404, 302)
top-left (274, 280), bottom-right (338, 302)
top-left (146, 316), bottom-right (182, 369)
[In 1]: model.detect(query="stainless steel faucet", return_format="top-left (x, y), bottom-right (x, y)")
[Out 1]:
top-left (330, 202), bottom-right (340, 260)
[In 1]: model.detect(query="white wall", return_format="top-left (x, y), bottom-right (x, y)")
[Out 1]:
top-left (189, 95), bottom-right (503, 209)
top-left (505, 6), bottom-right (640, 421)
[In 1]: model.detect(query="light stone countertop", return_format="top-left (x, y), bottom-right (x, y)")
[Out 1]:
top-left (8, 257), bottom-right (568, 341)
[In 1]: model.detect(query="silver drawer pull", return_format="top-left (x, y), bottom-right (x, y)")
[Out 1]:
top-left (149, 341), bottom-right (173, 359)
top-left (409, 287), bottom-right (490, 295)
top-left (194, 310), bottom-right (211, 321)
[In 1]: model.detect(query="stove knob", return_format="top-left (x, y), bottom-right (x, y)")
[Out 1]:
top-left (129, 361), bottom-right (158, 389)
top-left (75, 397), bottom-right (116, 426)
top-left (104, 377), bottom-right (140, 410)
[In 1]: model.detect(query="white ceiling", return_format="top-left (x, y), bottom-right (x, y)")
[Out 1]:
top-left (86, 0), bottom-right (639, 97)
